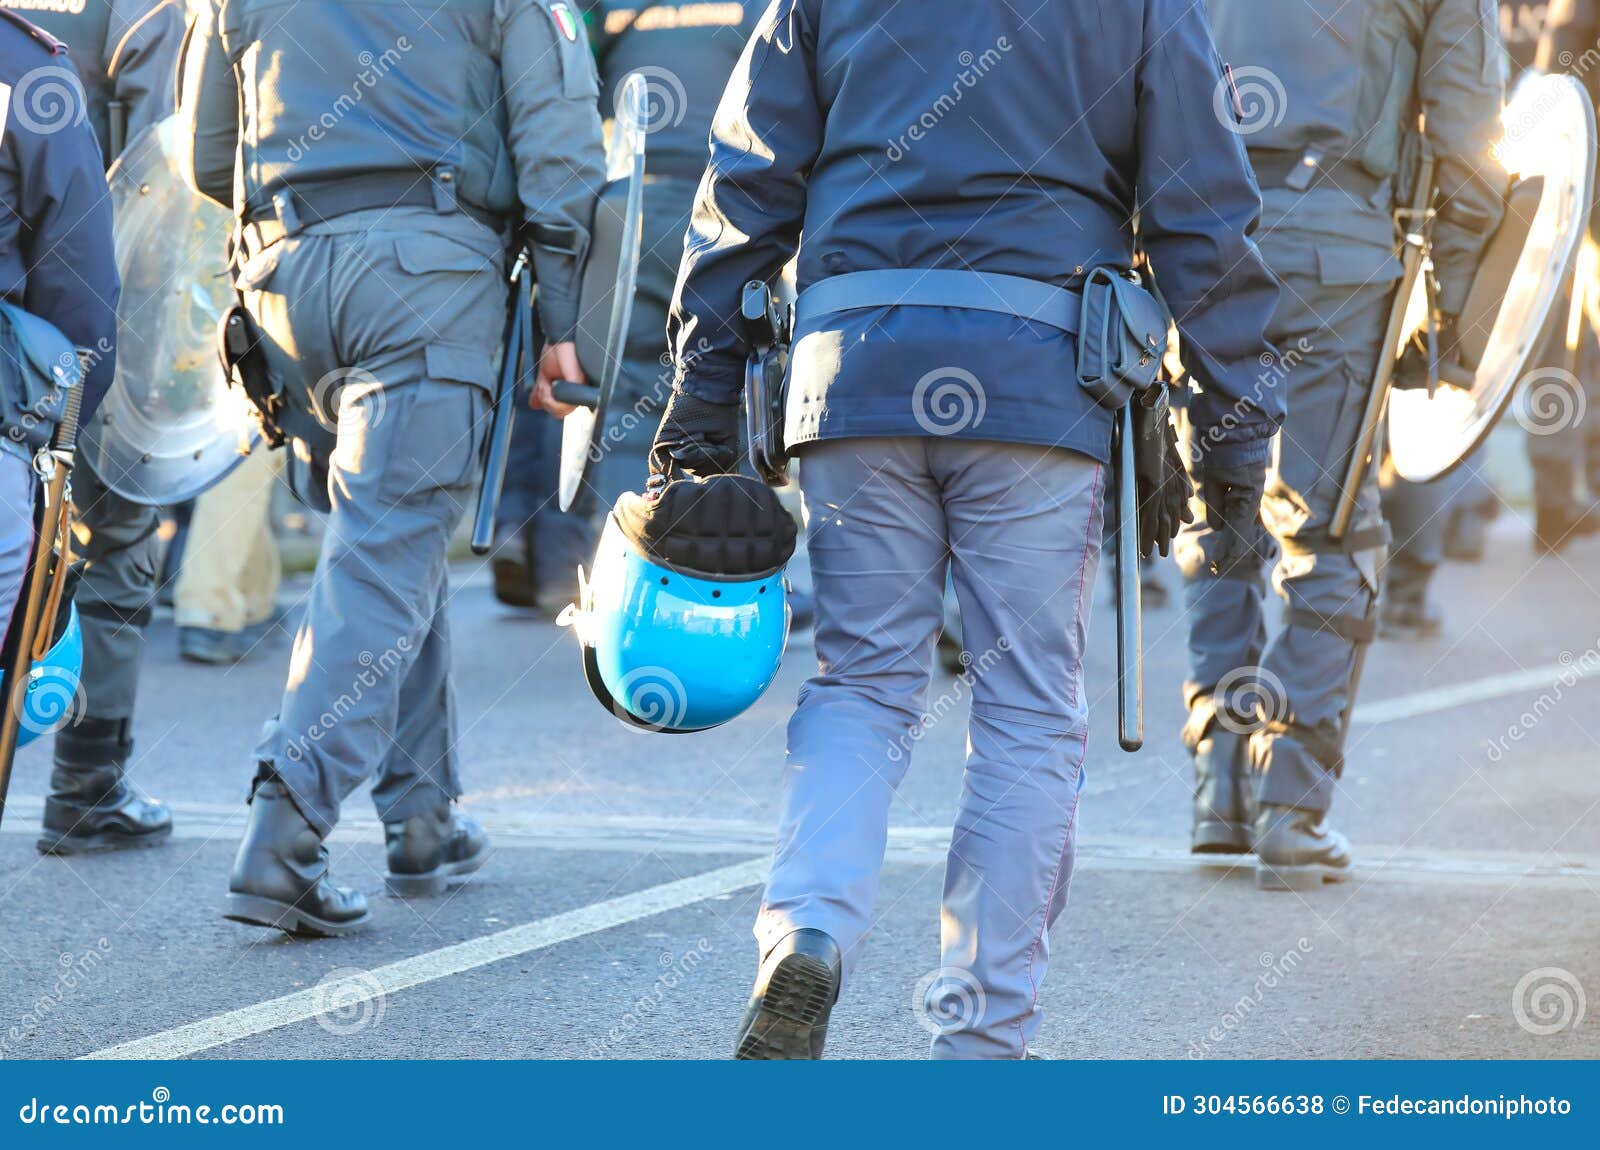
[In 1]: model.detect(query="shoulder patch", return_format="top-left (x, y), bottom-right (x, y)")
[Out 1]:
top-left (549, 1), bottom-right (580, 40)
top-left (0, 7), bottom-right (68, 56)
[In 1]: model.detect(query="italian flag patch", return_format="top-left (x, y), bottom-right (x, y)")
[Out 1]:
top-left (550, 2), bottom-right (579, 41)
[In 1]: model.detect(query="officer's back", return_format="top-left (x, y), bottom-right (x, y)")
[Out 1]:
top-left (677, 0), bottom-right (1277, 466)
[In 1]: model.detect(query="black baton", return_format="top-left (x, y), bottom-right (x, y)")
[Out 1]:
top-left (470, 253), bottom-right (532, 556)
top-left (1113, 401), bottom-right (1143, 752)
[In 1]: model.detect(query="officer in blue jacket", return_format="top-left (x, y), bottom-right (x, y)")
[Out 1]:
top-left (9, 0), bottom-right (185, 859)
top-left (0, 9), bottom-right (120, 789)
top-left (643, 0), bottom-right (1281, 1059)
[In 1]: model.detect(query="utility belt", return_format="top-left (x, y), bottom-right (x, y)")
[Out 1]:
top-left (1249, 149), bottom-right (1392, 207)
top-left (792, 265), bottom-right (1168, 408)
top-left (238, 168), bottom-right (504, 255)
top-left (223, 169), bottom-right (508, 447)
top-left (0, 300), bottom-right (82, 466)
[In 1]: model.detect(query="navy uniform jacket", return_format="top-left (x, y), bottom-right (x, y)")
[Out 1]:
top-left (667, 0), bottom-right (1282, 468)
top-left (0, 0), bottom-right (183, 162)
top-left (585, 0), bottom-right (760, 178)
top-left (0, 10), bottom-right (120, 417)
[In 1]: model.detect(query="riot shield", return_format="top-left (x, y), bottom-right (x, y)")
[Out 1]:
top-left (556, 71), bottom-right (648, 512)
top-left (77, 116), bottom-right (256, 505)
top-left (1388, 74), bottom-right (1597, 483)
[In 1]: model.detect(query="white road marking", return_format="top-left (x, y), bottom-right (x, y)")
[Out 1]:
top-left (6, 798), bottom-right (1593, 887)
top-left (80, 857), bottom-right (768, 1061)
top-left (1351, 657), bottom-right (1600, 726)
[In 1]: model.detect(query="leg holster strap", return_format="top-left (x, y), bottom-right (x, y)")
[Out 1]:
top-left (1283, 605), bottom-right (1377, 645)
top-left (1259, 717), bottom-right (1345, 777)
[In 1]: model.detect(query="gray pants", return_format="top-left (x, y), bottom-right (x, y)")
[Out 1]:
top-left (1177, 268), bottom-right (1391, 814)
top-left (67, 456), bottom-right (162, 722)
top-left (0, 452), bottom-right (33, 638)
top-left (241, 208), bottom-right (500, 834)
top-left (761, 436), bottom-right (1104, 1060)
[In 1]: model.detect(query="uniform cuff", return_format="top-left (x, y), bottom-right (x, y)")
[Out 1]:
top-left (675, 357), bottom-right (745, 407)
top-left (1197, 433), bottom-right (1274, 471)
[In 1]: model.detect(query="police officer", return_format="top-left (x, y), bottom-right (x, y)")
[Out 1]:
top-left (7, 0), bottom-right (185, 857)
top-left (631, 0), bottom-right (1281, 1058)
top-left (0, 9), bottom-right (120, 639)
top-left (1189, 2), bottom-right (1506, 885)
top-left (489, 0), bottom-right (763, 610)
top-left (180, 0), bottom-right (605, 935)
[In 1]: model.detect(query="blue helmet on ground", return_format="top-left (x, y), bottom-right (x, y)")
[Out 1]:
top-left (0, 600), bottom-right (83, 748)
top-left (560, 473), bottom-right (797, 733)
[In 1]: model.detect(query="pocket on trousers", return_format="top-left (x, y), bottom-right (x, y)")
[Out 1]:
top-left (374, 382), bottom-right (488, 505)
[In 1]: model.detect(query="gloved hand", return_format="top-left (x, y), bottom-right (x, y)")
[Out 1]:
top-left (1197, 460), bottom-right (1268, 577)
top-left (1131, 391), bottom-right (1193, 557)
top-left (649, 390), bottom-right (740, 480)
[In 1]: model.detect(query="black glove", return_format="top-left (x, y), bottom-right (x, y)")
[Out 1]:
top-left (1131, 389), bottom-right (1193, 558)
top-left (1197, 460), bottom-right (1268, 577)
top-left (649, 390), bottom-right (740, 480)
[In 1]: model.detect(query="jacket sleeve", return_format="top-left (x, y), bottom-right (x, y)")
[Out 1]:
top-left (499, 0), bottom-right (607, 343)
top-left (174, 0), bottom-right (238, 208)
top-left (1421, 0), bottom-right (1508, 316)
top-left (1135, 0), bottom-right (1282, 469)
top-left (17, 95), bottom-right (121, 419)
top-left (105, 0), bottom-right (184, 145)
top-left (667, 0), bottom-right (821, 405)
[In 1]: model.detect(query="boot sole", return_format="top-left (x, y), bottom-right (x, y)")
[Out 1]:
top-left (1254, 860), bottom-right (1352, 891)
top-left (222, 892), bottom-right (371, 938)
top-left (734, 952), bottom-right (835, 1060)
top-left (36, 824), bottom-right (172, 857)
top-left (1191, 820), bottom-right (1252, 855)
top-left (385, 853), bottom-right (486, 899)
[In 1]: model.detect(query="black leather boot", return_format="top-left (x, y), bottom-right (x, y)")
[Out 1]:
top-left (223, 773), bottom-right (369, 937)
top-left (38, 719), bottom-right (171, 856)
top-left (1254, 803), bottom-right (1353, 891)
top-left (383, 803), bottom-right (489, 897)
top-left (734, 928), bottom-right (841, 1060)
top-left (1191, 726), bottom-right (1253, 854)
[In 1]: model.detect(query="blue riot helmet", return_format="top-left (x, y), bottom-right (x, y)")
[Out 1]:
top-left (0, 599), bottom-right (83, 748)
top-left (559, 473), bottom-right (798, 732)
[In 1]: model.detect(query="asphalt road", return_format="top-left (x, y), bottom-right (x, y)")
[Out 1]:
top-left (1, 509), bottom-right (1596, 1061)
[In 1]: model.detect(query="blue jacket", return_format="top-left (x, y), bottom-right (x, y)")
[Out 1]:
top-left (667, 0), bottom-right (1283, 468)
top-left (0, 10), bottom-right (120, 418)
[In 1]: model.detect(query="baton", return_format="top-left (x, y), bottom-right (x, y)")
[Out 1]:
top-left (1113, 401), bottom-right (1143, 752)
top-left (1329, 155), bottom-right (1435, 541)
top-left (0, 378), bottom-right (84, 830)
top-left (470, 253), bottom-right (533, 556)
